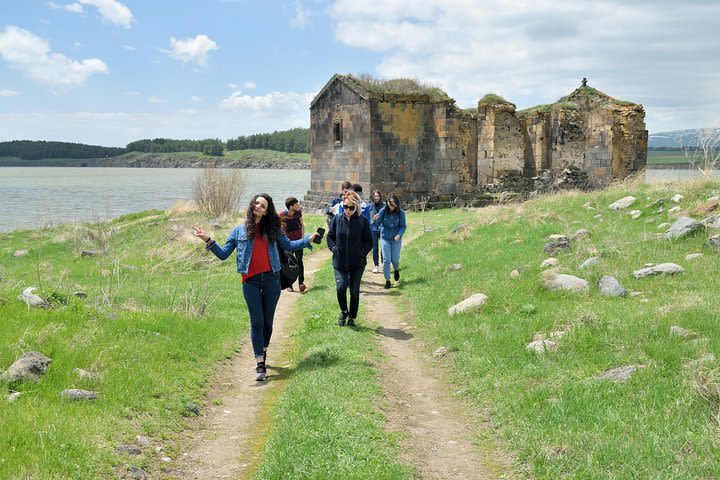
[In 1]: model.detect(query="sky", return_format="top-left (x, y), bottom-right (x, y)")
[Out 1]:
top-left (1, 0), bottom-right (719, 147)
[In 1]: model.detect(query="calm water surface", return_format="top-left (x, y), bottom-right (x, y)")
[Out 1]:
top-left (0, 167), bottom-right (310, 232)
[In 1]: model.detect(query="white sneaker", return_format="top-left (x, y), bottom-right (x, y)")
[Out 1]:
top-left (372, 266), bottom-right (379, 273)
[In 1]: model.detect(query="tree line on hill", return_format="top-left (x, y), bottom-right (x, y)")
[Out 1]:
top-left (0, 127), bottom-right (311, 160)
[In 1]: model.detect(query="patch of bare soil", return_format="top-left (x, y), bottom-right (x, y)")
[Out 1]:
top-left (362, 269), bottom-right (516, 479)
top-left (176, 251), bottom-right (330, 480)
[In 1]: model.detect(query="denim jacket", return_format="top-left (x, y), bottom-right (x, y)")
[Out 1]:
top-left (369, 202), bottom-right (384, 233)
top-left (206, 224), bottom-right (312, 274)
top-left (375, 207), bottom-right (407, 241)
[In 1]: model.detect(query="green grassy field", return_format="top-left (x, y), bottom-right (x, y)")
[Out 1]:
top-left (647, 149), bottom-right (690, 164)
top-left (2, 179), bottom-right (720, 479)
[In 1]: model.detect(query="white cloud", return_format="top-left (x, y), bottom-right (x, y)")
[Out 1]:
top-left (123, 44), bottom-right (136, 52)
top-left (243, 81), bottom-right (257, 89)
top-left (78, 0), bottom-right (134, 28)
top-left (65, 3), bottom-right (84, 13)
top-left (220, 91), bottom-right (314, 114)
top-left (328, 0), bottom-right (720, 132)
top-left (191, 96), bottom-right (201, 103)
top-left (290, 1), bottom-right (311, 29)
top-left (227, 82), bottom-right (238, 89)
top-left (124, 90), bottom-right (139, 96)
top-left (147, 96), bottom-right (167, 104)
top-left (47, 2), bottom-right (61, 9)
top-left (0, 89), bottom-right (20, 97)
top-left (168, 34), bottom-right (218, 65)
top-left (0, 26), bottom-right (108, 88)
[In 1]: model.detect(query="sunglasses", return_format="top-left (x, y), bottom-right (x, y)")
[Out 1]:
top-left (343, 204), bottom-right (356, 211)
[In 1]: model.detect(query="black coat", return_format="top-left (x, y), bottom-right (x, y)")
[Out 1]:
top-left (327, 213), bottom-right (373, 272)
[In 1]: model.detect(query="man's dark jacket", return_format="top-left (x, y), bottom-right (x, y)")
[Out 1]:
top-left (327, 213), bottom-right (373, 272)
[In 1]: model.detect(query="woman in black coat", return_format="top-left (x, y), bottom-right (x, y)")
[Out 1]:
top-left (327, 190), bottom-right (373, 327)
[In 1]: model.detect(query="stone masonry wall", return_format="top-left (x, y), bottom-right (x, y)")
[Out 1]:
top-left (477, 103), bottom-right (524, 185)
top-left (430, 104), bottom-right (477, 194)
top-left (521, 111), bottom-right (551, 175)
top-left (612, 106), bottom-right (648, 179)
top-left (550, 108), bottom-right (585, 172)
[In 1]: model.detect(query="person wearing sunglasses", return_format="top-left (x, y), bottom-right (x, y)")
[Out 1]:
top-left (372, 192), bottom-right (407, 289)
top-left (327, 190), bottom-right (373, 327)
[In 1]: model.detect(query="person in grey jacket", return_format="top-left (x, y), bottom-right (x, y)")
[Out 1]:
top-left (194, 193), bottom-right (318, 381)
top-left (327, 190), bottom-right (373, 327)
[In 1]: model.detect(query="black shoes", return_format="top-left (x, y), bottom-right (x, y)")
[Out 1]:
top-left (347, 318), bottom-right (356, 327)
top-left (338, 310), bottom-right (348, 326)
top-left (384, 280), bottom-right (391, 289)
top-left (255, 362), bottom-right (267, 381)
top-left (394, 269), bottom-right (400, 281)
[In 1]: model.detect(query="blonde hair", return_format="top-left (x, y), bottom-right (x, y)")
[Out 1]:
top-left (342, 191), bottom-right (361, 215)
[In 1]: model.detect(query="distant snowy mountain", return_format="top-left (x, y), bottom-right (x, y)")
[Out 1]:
top-left (648, 128), bottom-right (720, 149)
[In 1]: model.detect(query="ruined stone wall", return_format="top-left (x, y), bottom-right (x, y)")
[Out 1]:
top-left (521, 111), bottom-right (551, 175)
top-left (476, 103), bottom-right (524, 185)
top-left (310, 82), bottom-right (371, 194)
top-left (430, 105), bottom-right (477, 194)
top-left (550, 108), bottom-right (585, 172)
top-left (612, 106), bottom-right (648, 180)
top-left (583, 108), bottom-right (614, 184)
top-left (368, 98), bottom-right (434, 195)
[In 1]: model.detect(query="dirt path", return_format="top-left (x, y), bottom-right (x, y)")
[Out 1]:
top-left (177, 250), bottom-right (330, 480)
top-left (362, 269), bottom-right (509, 479)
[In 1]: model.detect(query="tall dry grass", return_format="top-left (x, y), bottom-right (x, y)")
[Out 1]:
top-left (191, 167), bottom-right (246, 217)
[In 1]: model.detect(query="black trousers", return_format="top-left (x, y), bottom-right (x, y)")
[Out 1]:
top-left (333, 265), bottom-right (364, 319)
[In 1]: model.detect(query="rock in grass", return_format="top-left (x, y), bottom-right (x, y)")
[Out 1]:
top-left (595, 365), bottom-right (641, 382)
top-left (665, 216), bottom-right (703, 239)
top-left (526, 339), bottom-right (558, 354)
top-left (598, 276), bottom-right (627, 297)
top-left (670, 326), bottom-right (697, 338)
top-left (649, 198), bottom-right (668, 209)
top-left (571, 228), bottom-right (591, 240)
top-left (81, 249), bottom-right (107, 257)
top-left (709, 235), bottom-right (720, 251)
top-left (116, 444), bottom-right (142, 455)
top-left (542, 273), bottom-right (589, 293)
top-left (633, 263), bottom-right (685, 278)
top-left (186, 401), bottom-right (200, 416)
top-left (0, 351), bottom-right (52, 383)
top-left (672, 194), bottom-right (684, 203)
top-left (703, 215), bottom-right (720, 230)
top-left (13, 249), bottom-right (29, 257)
top-left (579, 257), bottom-right (600, 269)
top-left (448, 293), bottom-right (488, 316)
top-left (61, 389), bottom-right (97, 401)
top-left (543, 240), bottom-right (570, 255)
top-left (630, 210), bottom-right (642, 219)
top-left (510, 269), bottom-right (520, 278)
top-left (609, 196), bottom-right (636, 210)
top-left (17, 287), bottom-right (49, 308)
top-left (685, 253), bottom-right (703, 261)
top-left (74, 368), bottom-right (99, 380)
top-left (541, 258), bottom-right (558, 268)
top-left (432, 346), bottom-right (449, 358)
top-left (7, 391), bottom-right (23, 402)
top-left (128, 466), bottom-right (147, 480)
top-left (450, 263), bottom-right (462, 271)
top-left (73, 291), bottom-right (88, 299)
top-left (691, 198), bottom-right (720, 216)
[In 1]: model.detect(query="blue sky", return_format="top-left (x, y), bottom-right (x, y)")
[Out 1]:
top-left (1, 0), bottom-right (719, 146)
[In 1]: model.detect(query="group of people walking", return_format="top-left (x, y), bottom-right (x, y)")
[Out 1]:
top-left (194, 184), bottom-right (406, 381)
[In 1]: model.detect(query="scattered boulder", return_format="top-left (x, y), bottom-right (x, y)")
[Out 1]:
top-left (7, 391), bottom-right (23, 402)
top-left (630, 210), bottom-right (642, 219)
top-left (709, 235), bottom-right (720, 251)
top-left (526, 339), bottom-right (558, 354)
top-left (128, 466), bottom-right (147, 480)
top-left (672, 194), bottom-right (684, 203)
top-left (81, 249), bottom-right (107, 257)
top-left (13, 249), bottom-right (29, 257)
top-left (448, 293), bottom-right (488, 316)
top-left (116, 444), bottom-right (142, 455)
top-left (510, 269), bottom-right (520, 278)
top-left (633, 263), bottom-right (685, 278)
top-left (685, 253), bottom-right (703, 261)
top-left (703, 215), bottom-right (720, 230)
top-left (571, 229), bottom-right (591, 240)
top-left (609, 196), bottom-right (636, 210)
top-left (649, 198), bottom-right (668, 209)
top-left (17, 287), bottom-right (49, 308)
top-left (595, 365), bottom-right (642, 382)
top-left (61, 389), bottom-right (97, 401)
top-left (668, 206), bottom-right (681, 214)
top-left (1, 351), bottom-right (52, 383)
top-left (691, 198), bottom-right (720, 216)
top-left (543, 273), bottom-right (590, 293)
top-left (450, 263), bottom-right (462, 271)
top-left (74, 368), bottom-right (99, 380)
top-left (541, 258), bottom-right (558, 268)
top-left (657, 222), bottom-right (670, 229)
top-left (136, 435), bottom-right (151, 447)
top-left (598, 276), bottom-right (628, 297)
top-left (670, 326), bottom-right (698, 338)
top-left (548, 234), bottom-right (569, 242)
top-left (186, 401), bottom-right (200, 416)
top-left (544, 239), bottom-right (570, 255)
top-left (432, 346), bottom-right (449, 358)
top-left (664, 216), bottom-right (703, 239)
top-left (593, 214), bottom-right (603, 219)
top-left (579, 257), bottom-right (600, 269)
top-left (73, 291), bottom-right (88, 299)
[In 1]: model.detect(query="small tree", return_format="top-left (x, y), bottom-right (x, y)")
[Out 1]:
top-left (677, 128), bottom-right (720, 175)
top-left (191, 167), bottom-right (246, 217)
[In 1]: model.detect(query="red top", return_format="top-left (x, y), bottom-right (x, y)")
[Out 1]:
top-left (241, 226), bottom-right (272, 283)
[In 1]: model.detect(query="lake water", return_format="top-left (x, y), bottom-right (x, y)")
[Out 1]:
top-left (0, 167), bottom-right (311, 233)
top-left (1, 167), bottom-right (717, 233)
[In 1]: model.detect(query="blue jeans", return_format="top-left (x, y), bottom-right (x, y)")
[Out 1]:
top-left (242, 271), bottom-right (281, 360)
top-left (334, 266), bottom-right (365, 319)
top-left (371, 230), bottom-right (381, 267)
top-left (380, 238), bottom-right (402, 280)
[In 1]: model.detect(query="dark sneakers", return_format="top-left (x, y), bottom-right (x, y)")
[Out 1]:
top-left (394, 269), bottom-right (400, 281)
top-left (347, 318), bottom-right (356, 327)
top-left (255, 362), bottom-right (267, 381)
top-left (384, 280), bottom-right (391, 289)
top-left (338, 310), bottom-right (348, 326)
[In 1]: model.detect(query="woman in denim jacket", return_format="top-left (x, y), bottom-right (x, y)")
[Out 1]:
top-left (194, 193), bottom-right (317, 381)
top-left (372, 193), bottom-right (407, 289)
top-left (368, 190), bottom-right (384, 274)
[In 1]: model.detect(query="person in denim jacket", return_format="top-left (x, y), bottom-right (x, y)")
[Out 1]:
top-left (372, 193), bottom-right (407, 289)
top-left (368, 190), bottom-right (384, 274)
top-left (194, 193), bottom-right (317, 381)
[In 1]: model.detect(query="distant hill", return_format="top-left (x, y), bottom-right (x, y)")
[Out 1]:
top-left (648, 128), bottom-right (720, 149)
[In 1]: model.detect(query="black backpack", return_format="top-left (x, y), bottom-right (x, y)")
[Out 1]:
top-left (278, 247), bottom-right (300, 290)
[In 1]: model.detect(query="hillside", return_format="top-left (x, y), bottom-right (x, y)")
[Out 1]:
top-left (649, 128), bottom-right (720, 149)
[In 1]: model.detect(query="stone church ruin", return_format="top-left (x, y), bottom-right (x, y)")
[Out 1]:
top-left (303, 74), bottom-right (647, 210)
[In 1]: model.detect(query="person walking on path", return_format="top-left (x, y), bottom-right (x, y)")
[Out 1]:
top-left (326, 180), bottom-right (352, 227)
top-left (279, 196), bottom-right (306, 293)
top-left (327, 190), bottom-right (373, 327)
top-left (368, 190), bottom-right (384, 274)
top-left (373, 193), bottom-right (407, 289)
top-left (194, 193), bottom-right (318, 381)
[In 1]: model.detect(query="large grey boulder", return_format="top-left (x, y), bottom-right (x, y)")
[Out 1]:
top-left (703, 215), bottom-right (720, 230)
top-left (17, 287), bottom-right (49, 308)
top-left (526, 339), bottom-right (558, 354)
top-left (61, 389), bottom-right (97, 401)
top-left (595, 365), bottom-right (642, 382)
top-left (1, 351), bottom-right (52, 383)
top-left (664, 216), bottom-right (703, 239)
top-left (709, 235), bottom-right (720, 251)
top-left (579, 257), bottom-right (600, 269)
top-left (633, 263), bottom-right (685, 278)
top-left (543, 273), bottom-right (589, 293)
top-left (448, 293), bottom-right (488, 316)
top-left (598, 276), bottom-right (628, 297)
top-left (609, 196), bottom-right (636, 210)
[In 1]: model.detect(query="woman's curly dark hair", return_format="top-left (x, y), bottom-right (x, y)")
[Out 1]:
top-left (244, 193), bottom-right (281, 243)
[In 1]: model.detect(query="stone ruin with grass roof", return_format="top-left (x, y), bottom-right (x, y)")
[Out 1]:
top-left (302, 74), bottom-right (647, 211)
